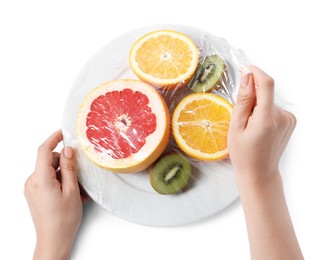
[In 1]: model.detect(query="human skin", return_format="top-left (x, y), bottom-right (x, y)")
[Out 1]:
top-left (228, 65), bottom-right (303, 259)
top-left (24, 130), bottom-right (88, 260)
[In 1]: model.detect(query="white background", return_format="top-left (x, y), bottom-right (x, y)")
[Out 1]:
top-left (1, 0), bottom-right (329, 259)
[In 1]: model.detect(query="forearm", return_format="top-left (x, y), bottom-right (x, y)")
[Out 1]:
top-left (237, 172), bottom-right (303, 260)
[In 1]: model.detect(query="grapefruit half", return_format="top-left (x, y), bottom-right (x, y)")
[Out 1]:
top-left (77, 79), bottom-right (170, 173)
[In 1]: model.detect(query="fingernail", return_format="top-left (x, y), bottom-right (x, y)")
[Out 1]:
top-left (64, 147), bottom-right (73, 159)
top-left (241, 73), bottom-right (250, 87)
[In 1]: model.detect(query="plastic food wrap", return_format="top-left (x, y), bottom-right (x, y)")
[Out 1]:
top-left (62, 25), bottom-right (249, 226)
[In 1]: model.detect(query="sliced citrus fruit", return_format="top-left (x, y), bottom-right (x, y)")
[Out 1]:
top-left (77, 79), bottom-right (170, 173)
top-left (172, 93), bottom-right (233, 161)
top-left (129, 30), bottom-right (199, 89)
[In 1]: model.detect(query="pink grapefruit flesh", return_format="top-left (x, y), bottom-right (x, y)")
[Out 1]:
top-left (77, 79), bottom-right (170, 173)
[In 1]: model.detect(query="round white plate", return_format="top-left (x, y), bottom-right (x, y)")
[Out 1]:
top-left (62, 25), bottom-right (248, 226)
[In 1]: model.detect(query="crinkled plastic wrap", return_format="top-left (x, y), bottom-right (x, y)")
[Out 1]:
top-left (62, 25), bottom-right (249, 227)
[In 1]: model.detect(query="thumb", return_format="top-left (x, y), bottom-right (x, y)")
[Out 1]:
top-left (230, 73), bottom-right (255, 130)
top-left (60, 146), bottom-right (79, 193)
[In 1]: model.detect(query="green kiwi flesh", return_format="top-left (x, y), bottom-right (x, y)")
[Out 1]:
top-left (189, 55), bottom-right (225, 93)
top-left (150, 153), bottom-right (192, 195)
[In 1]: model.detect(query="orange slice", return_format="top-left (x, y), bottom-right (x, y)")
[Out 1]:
top-left (172, 93), bottom-right (233, 161)
top-left (77, 79), bottom-right (170, 173)
top-left (129, 30), bottom-right (199, 89)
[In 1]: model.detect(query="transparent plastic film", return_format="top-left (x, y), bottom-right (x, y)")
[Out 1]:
top-left (62, 25), bottom-right (249, 226)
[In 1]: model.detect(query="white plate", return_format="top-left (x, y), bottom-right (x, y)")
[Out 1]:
top-left (62, 25), bottom-right (248, 227)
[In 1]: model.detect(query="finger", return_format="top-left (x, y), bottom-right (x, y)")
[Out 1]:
top-left (277, 107), bottom-right (297, 146)
top-left (59, 146), bottom-right (79, 194)
top-left (250, 65), bottom-right (275, 112)
top-left (35, 129), bottom-right (63, 174)
top-left (230, 73), bottom-right (255, 130)
top-left (51, 152), bottom-right (60, 170)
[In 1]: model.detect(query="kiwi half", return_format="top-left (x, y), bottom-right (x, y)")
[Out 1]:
top-left (189, 55), bottom-right (226, 93)
top-left (150, 153), bottom-right (192, 195)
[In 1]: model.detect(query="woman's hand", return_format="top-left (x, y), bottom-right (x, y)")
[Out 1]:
top-left (227, 66), bottom-right (303, 260)
top-left (24, 130), bottom-right (87, 260)
top-left (228, 65), bottom-right (296, 185)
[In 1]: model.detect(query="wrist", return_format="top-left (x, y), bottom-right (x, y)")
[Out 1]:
top-left (34, 235), bottom-right (74, 260)
top-left (235, 168), bottom-right (282, 193)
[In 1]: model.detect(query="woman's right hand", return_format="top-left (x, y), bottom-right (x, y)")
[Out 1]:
top-left (228, 65), bottom-right (296, 184)
top-left (227, 66), bottom-right (303, 260)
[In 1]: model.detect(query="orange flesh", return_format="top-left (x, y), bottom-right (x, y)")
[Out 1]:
top-left (177, 99), bottom-right (230, 154)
